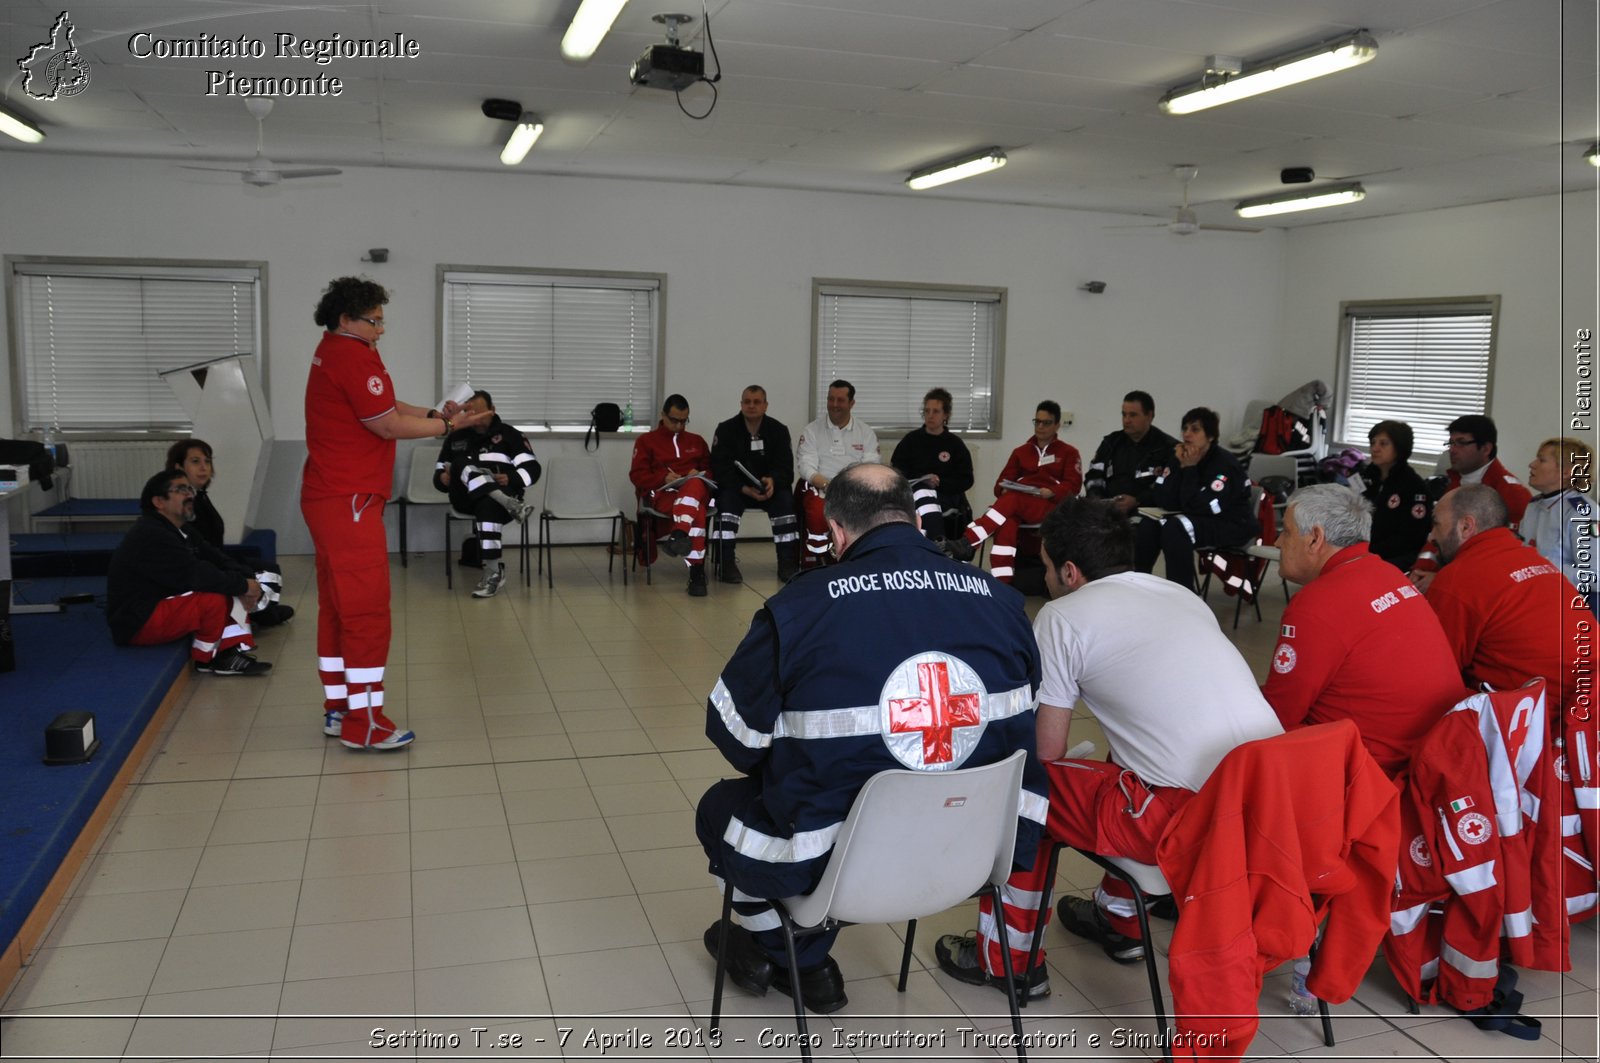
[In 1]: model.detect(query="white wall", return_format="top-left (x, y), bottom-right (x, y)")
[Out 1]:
top-left (1274, 191), bottom-right (1598, 477)
top-left (2, 154), bottom-right (1294, 552)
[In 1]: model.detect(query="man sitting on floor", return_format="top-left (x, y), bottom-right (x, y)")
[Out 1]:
top-left (106, 469), bottom-right (272, 676)
top-left (698, 464), bottom-right (1044, 1014)
top-left (1263, 484), bottom-right (1465, 778)
top-left (630, 393), bottom-right (714, 597)
top-left (434, 389), bottom-right (541, 599)
top-left (937, 498), bottom-right (1280, 995)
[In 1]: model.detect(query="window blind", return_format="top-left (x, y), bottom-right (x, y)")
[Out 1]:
top-left (14, 263), bottom-right (260, 432)
top-left (1339, 302), bottom-right (1495, 455)
top-left (814, 285), bottom-right (1001, 433)
top-left (441, 271), bottom-right (659, 432)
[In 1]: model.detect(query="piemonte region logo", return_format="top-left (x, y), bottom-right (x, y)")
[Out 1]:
top-left (18, 11), bottom-right (92, 101)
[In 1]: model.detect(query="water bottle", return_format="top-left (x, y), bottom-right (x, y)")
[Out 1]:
top-left (624, 402), bottom-right (633, 431)
top-left (1288, 957), bottom-right (1317, 1016)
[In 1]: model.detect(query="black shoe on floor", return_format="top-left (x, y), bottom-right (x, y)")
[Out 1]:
top-left (661, 530), bottom-right (692, 558)
top-left (703, 921), bottom-right (774, 998)
top-left (934, 932), bottom-right (1050, 999)
top-left (255, 602), bottom-right (295, 628)
top-left (1057, 895), bottom-right (1146, 964)
top-left (719, 559), bottom-right (743, 584)
top-left (195, 647), bottom-right (272, 677)
top-left (942, 537), bottom-right (976, 563)
top-left (687, 567), bottom-right (708, 597)
top-left (1148, 894), bottom-right (1178, 921)
top-left (771, 955), bottom-right (848, 1014)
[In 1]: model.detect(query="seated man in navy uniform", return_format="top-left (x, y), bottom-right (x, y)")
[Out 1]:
top-left (696, 463), bottom-right (1045, 1014)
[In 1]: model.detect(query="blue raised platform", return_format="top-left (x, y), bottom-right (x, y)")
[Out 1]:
top-left (0, 577), bottom-right (189, 964)
top-left (32, 498), bottom-right (140, 521)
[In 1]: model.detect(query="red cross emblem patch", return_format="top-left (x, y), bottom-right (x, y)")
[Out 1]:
top-left (1456, 811), bottom-right (1492, 846)
top-left (882, 652), bottom-right (988, 769)
top-left (1272, 644), bottom-right (1297, 674)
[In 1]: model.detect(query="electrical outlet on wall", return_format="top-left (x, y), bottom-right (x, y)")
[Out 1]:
top-left (1061, 411), bottom-right (1074, 427)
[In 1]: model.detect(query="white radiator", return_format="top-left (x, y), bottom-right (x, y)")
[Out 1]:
top-left (66, 440), bottom-right (172, 497)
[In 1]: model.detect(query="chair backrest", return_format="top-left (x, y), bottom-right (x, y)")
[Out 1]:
top-left (403, 446), bottom-right (445, 503)
top-left (1248, 452), bottom-right (1300, 491)
top-left (542, 455), bottom-right (615, 517)
top-left (785, 750), bottom-right (1027, 928)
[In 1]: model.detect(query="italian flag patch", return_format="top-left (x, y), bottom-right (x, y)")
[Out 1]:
top-left (1450, 796), bottom-right (1475, 813)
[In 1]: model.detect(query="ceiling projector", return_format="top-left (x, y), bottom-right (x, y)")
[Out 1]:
top-left (629, 42), bottom-right (704, 91)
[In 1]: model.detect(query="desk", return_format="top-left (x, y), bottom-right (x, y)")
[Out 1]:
top-left (2, 481), bottom-right (63, 614)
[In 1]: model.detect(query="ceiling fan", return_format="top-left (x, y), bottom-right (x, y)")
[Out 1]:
top-left (182, 98), bottom-right (342, 187)
top-left (1110, 164), bottom-right (1262, 236)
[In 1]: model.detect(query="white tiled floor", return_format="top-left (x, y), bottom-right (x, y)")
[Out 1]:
top-left (2, 546), bottom-right (1596, 1061)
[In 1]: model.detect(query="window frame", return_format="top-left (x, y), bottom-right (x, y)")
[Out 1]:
top-left (436, 264), bottom-right (666, 436)
top-left (1333, 295), bottom-right (1500, 458)
top-left (810, 278), bottom-right (1007, 440)
top-left (6, 255), bottom-right (269, 439)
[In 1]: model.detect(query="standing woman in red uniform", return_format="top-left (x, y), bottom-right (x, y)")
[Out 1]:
top-left (301, 277), bottom-right (489, 750)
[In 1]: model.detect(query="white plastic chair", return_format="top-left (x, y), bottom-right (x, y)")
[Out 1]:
top-left (536, 456), bottom-right (626, 589)
top-left (707, 750), bottom-right (1031, 1063)
top-left (395, 446), bottom-right (449, 570)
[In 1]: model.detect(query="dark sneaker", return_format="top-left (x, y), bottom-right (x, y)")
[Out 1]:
top-left (472, 563), bottom-right (506, 599)
top-left (255, 602), bottom-right (295, 627)
top-left (942, 537), bottom-right (976, 563)
top-left (1057, 895), bottom-right (1145, 964)
top-left (323, 710), bottom-right (346, 737)
top-left (703, 921), bottom-right (774, 998)
top-left (934, 932), bottom-right (1050, 999)
top-left (687, 567), bottom-right (708, 597)
top-left (719, 558), bottom-right (744, 584)
top-left (776, 553), bottom-right (801, 583)
top-left (196, 647), bottom-right (272, 676)
top-left (771, 955), bottom-right (848, 1015)
top-left (1149, 894), bottom-right (1179, 921)
top-left (661, 530), bottom-right (692, 558)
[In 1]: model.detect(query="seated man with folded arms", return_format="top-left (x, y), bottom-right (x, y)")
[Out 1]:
top-left (434, 389), bottom-right (541, 599)
top-left (106, 469), bottom-right (272, 676)
top-left (1426, 484), bottom-right (1589, 709)
top-left (630, 394), bottom-right (714, 597)
top-left (710, 385), bottom-right (800, 584)
top-left (795, 379), bottom-right (879, 570)
top-left (937, 499), bottom-right (1281, 995)
top-left (1410, 414), bottom-right (1532, 591)
top-left (1084, 389), bottom-right (1178, 514)
top-left (943, 400), bottom-right (1081, 583)
top-left (1133, 405), bottom-right (1257, 592)
top-left (890, 386), bottom-right (975, 540)
top-left (1263, 484), bottom-right (1465, 778)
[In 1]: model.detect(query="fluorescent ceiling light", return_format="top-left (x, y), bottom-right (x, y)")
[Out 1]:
top-left (500, 114), bottom-right (544, 165)
top-left (1161, 30), bottom-right (1378, 115)
top-left (1587, 143), bottom-right (1600, 168)
top-left (0, 102), bottom-right (44, 143)
top-left (1236, 181), bottom-right (1366, 218)
top-left (906, 148), bottom-right (1007, 191)
top-left (562, 0), bottom-right (628, 60)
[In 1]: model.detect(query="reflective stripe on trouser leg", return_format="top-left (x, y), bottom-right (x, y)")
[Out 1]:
top-left (714, 510), bottom-right (742, 541)
top-left (976, 836), bottom-right (1053, 975)
top-left (130, 592), bottom-right (246, 662)
top-left (968, 507), bottom-right (1006, 546)
top-left (799, 484), bottom-right (829, 565)
top-left (668, 479), bottom-right (712, 567)
top-left (319, 656), bottom-right (347, 709)
top-left (771, 512), bottom-right (799, 543)
top-left (990, 545), bottom-right (1017, 582)
top-left (475, 519), bottom-right (503, 563)
top-left (1094, 876), bottom-right (1142, 938)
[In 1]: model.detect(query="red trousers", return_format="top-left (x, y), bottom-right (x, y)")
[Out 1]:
top-left (797, 481), bottom-right (832, 569)
top-left (976, 758), bottom-right (1193, 975)
top-left (964, 492), bottom-right (1056, 583)
top-left (302, 493), bottom-right (390, 714)
top-left (131, 591), bottom-right (252, 661)
top-left (642, 478), bottom-right (712, 567)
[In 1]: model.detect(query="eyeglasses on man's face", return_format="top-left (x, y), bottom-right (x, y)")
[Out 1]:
top-left (167, 484), bottom-right (196, 497)
top-left (355, 315), bottom-right (385, 329)
top-left (665, 413), bottom-right (690, 427)
top-left (1033, 418), bottom-right (1056, 427)
top-left (1445, 437), bottom-right (1481, 449)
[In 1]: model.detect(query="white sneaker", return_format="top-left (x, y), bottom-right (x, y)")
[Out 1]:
top-left (473, 563), bottom-right (506, 598)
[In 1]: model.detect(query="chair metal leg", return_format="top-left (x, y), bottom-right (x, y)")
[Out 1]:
top-left (774, 907), bottom-right (811, 1063)
top-left (986, 883), bottom-right (1028, 1063)
top-left (398, 499), bottom-right (408, 567)
top-left (898, 919), bottom-right (916, 992)
top-left (1094, 858), bottom-right (1170, 1063)
top-left (444, 510), bottom-right (454, 590)
top-left (1022, 841), bottom-right (1067, 1009)
top-left (710, 883), bottom-right (733, 1034)
top-left (521, 517), bottom-right (531, 587)
top-left (1307, 937), bottom-right (1335, 1045)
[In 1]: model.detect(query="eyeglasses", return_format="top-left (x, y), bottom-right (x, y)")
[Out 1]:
top-left (166, 484), bottom-right (196, 497)
top-left (1032, 418), bottom-right (1056, 427)
top-left (355, 315), bottom-right (385, 329)
top-left (1445, 437), bottom-right (1481, 449)
top-left (664, 414), bottom-right (690, 427)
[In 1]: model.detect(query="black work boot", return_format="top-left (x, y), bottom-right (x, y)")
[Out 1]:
top-left (776, 541), bottom-right (802, 583)
top-left (719, 540), bottom-right (743, 584)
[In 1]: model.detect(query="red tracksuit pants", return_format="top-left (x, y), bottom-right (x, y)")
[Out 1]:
top-left (963, 492), bottom-right (1056, 583)
top-left (797, 481), bottom-right (831, 569)
top-left (643, 478), bottom-right (712, 567)
top-left (975, 758), bottom-right (1193, 975)
top-left (302, 493), bottom-right (391, 718)
top-left (131, 591), bottom-right (252, 662)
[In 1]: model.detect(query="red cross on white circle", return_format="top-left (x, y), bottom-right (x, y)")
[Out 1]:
top-left (887, 660), bottom-right (982, 765)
